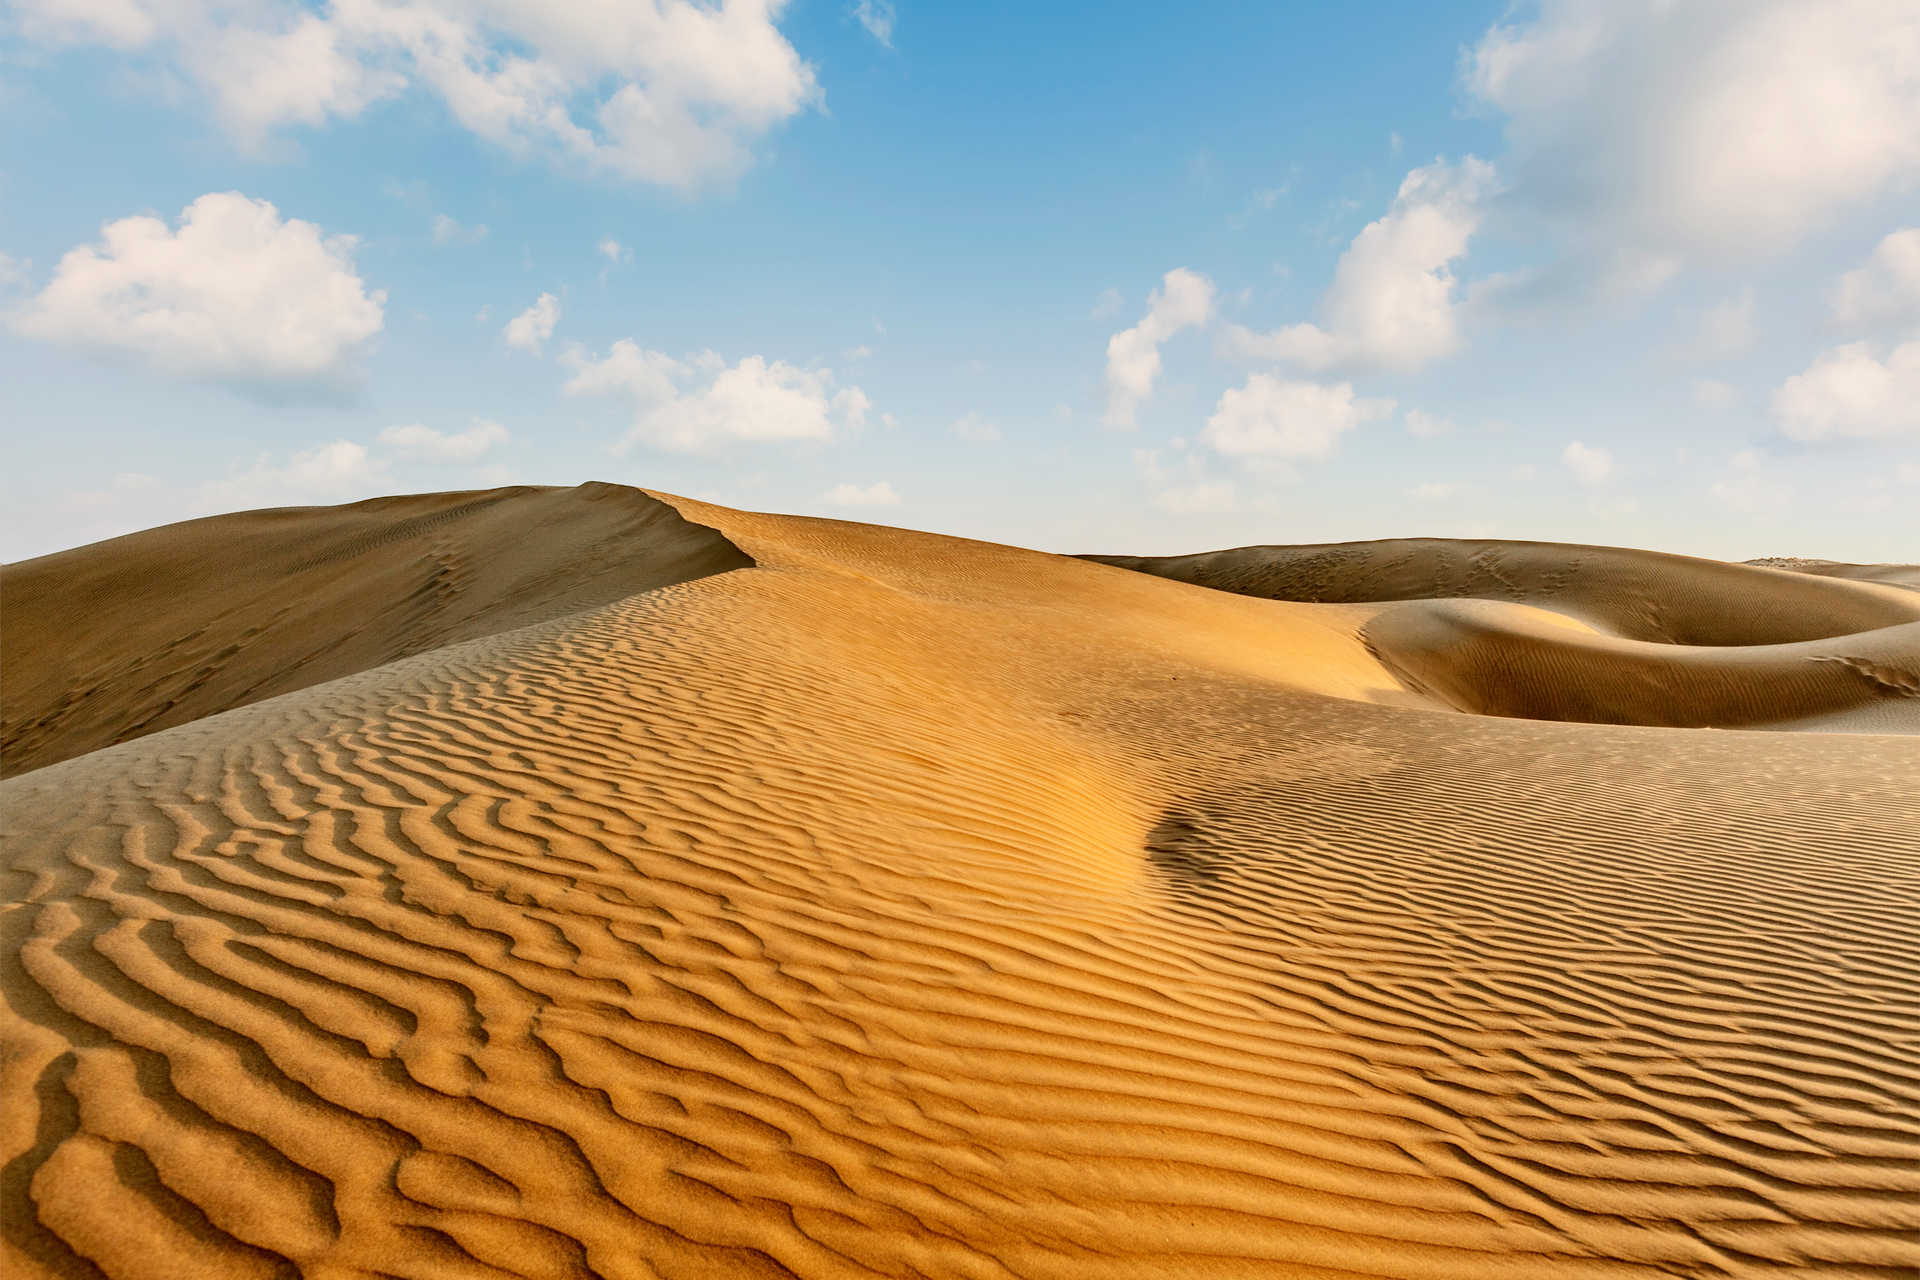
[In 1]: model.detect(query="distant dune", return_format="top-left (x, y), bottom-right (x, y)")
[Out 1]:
top-left (1743, 556), bottom-right (1920, 592)
top-left (1086, 538), bottom-right (1920, 732)
top-left (4, 486), bottom-right (1917, 1278)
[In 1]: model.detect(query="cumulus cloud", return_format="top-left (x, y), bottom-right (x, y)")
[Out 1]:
top-left (1690, 288), bottom-right (1757, 360)
top-left (1151, 479), bottom-right (1236, 514)
top-left (1464, 0), bottom-right (1920, 261)
top-left (14, 0), bottom-right (821, 190)
top-left (1710, 450), bottom-right (1792, 513)
top-left (564, 341), bottom-right (872, 452)
top-left (1562, 440), bottom-right (1614, 486)
top-left (953, 412), bottom-right (1000, 443)
top-left (377, 419), bottom-right (509, 462)
top-left (1831, 227), bottom-right (1920, 328)
top-left (504, 293), bottom-right (560, 352)
top-left (1773, 339), bottom-right (1920, 441)
top-left (432, 214), bottom-right (487, 246)
top-left (1693, 378), bottom-right (1739, 411)
top-left (202, 439), bottom-right (387, 512)
top-left (598, 237), bottom-right (632, 266)
top-left (1201, 375), bottom-right (1393, 459)
top-left (823, 480), bottom-right (899, 506)
top-left (1104, 268), bottom-right (1215, 426)
top-left (1224, 157), bottom-right (1494, 373)
top-left (850, 0), bottom-right (895, 47)
top-left (9, 191), bottom-right (383, 386)
top-left (1135, 448), bottom-right (1236, 514)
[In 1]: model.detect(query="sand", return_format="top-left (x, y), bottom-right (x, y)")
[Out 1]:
top-left (3, 484), bottom-right (1917, 1278)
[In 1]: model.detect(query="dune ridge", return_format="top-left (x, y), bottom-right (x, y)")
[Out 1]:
top-left (4, 486), bottom-right (1917, 1278)
top-left (0, 482), bottom-right (749, 778)
top-left (1084, 538), bottom-right (1920, 643)
top-left (1084, 538), bottom-right (1920, 733)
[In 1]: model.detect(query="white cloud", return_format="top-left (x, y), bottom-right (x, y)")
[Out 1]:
top-left (1201, 375), bottom-right (1393, 459)
top-left (1104, 267), bottom-right (1215, 426)
top-left (203, 439), bottom-right (387, 512)
top-left (59, 470), bottom-right (158, 514)
top-left (1693, 378), bottom-right (1739, 411)
top-left (1710, 450), bottom-right (1793, 513)
top-left (1152, 481), bottom-right (1236, 514)
top-left (1773, 339), bottom-right (1920, 441)
top-left (1404, 409), bottom-right (1455, 437)
top-left (1135, 448), bottom-right (1236, 514)
top-left (1831, 227), bottom-right (1920, 327)
top-left (564, 341), bottom-right (871, 452)
top-left (598, 237), bottom-right (632, 266)
top-left (1562, 440), bottom-right (1614, 486)
top-left (14, 0), bottom-right (820, 191)
top-left (377, 419), bottom-right (509, 462)
top-left (823, 479), bottom-right (899, 506)
top-left (850, 0), bottom-right (895, 47)
top-left (953, 412), bottom-right (1000, 443)
top-left (831, 385), bottom-right (872, 430)
top-left (1465, 0), bottom-right (1920, 261)
top-left (1691, 288), bottom-right (1756, 360)
top-left (1225, 157), bottom-right (1495, 373)
top-left (505, 292), bottom-right (560, 352)
top-left (10, 191), bottom-right (383, 386)
top-left (565, 339), bottom-right (684, 403)
top-left (432, 214), bottom-right (487, 245)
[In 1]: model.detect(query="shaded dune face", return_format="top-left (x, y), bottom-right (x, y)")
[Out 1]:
top-left (1086, 539), bottom-right (1920, 732)
top-left (3, 488), bottom-right (1919, 1279)
top-left (0, 483), bottom-right (751, 778)
top-left (1083, 539), bottom-right (1920, 645)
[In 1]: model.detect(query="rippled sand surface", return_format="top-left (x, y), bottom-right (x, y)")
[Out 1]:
top-left (5, 486), bottom-right (1917, 1278)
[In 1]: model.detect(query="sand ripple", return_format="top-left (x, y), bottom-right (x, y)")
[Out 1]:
top-left (4, 488), bottom-right (1917, 1277)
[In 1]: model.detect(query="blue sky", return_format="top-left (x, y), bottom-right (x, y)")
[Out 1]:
top-left (3, 0), bottom-right (1917, 563)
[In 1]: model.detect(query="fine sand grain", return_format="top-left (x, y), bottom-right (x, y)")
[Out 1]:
top-left (4, 486), bottom-right (1917, 1278)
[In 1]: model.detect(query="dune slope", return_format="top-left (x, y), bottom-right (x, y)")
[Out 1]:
top-left (0, 483), bottom-right (750, 778)
top-left (1085, 538), bottom-right (1920, 643)
top-left (3, 490), bottom-right (1917, 1279)
top-left (1745, 557), bottom-right (1920, 593)
top-left (1087, 538), bottom-right (1920, 732)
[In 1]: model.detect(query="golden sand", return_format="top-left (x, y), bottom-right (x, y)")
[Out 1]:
top-left (4, 485), bottom-right (1917, 1278)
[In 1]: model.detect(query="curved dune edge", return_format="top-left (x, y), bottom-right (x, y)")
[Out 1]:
top-left (4, 492), bottom-right (1920, 1278)
top-left (1362, 599), bottom-right (1920, 731)
top-left (1085, 537), bottom-right (1920, 645)
top-left (1085, 537), bottom-right (1920, 733)
top-left (0, 483), bottom-right (751, 777)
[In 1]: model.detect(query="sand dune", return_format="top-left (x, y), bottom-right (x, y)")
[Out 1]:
top-left (4, 486), bottom-right (1918, 1278)
top-left (1746, 557), bottom-right (1920, 593)
top-left (0, 483), bottom-right (748, 778)
top-left (1087, 537), bottom-right (1920, 733)
top-left (1086, 538), bottom-right (1920, 643)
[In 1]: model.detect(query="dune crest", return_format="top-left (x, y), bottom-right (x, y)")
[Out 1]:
top-left (1086, 537), bottom-right (1920, 732)
top-left (0, 483), bottom-right (750, 777)
top-left (4, 488), bottom-right (1917, 1278)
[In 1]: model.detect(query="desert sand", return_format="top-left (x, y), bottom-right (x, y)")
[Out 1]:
top-left (3, 483), bottom-right (1917, 1279)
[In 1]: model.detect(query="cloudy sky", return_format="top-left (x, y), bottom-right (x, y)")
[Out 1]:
top-left (3, 0), bottom-right (1917, 562)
